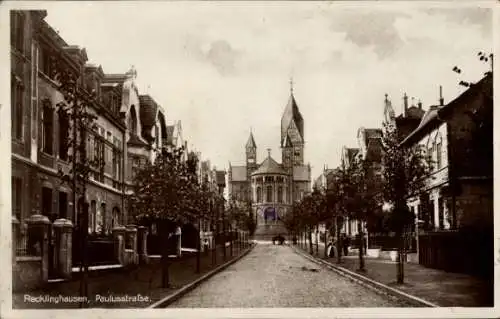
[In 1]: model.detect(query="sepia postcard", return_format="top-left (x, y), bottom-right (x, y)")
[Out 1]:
top-left (0, 1), bottom-right (498, 318)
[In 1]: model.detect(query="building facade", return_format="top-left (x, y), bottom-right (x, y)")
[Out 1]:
top-left (228, 87), bottom-right (311, 232)
top-left (400, 74), bottom-right (493, 231)
top-left (11, 10), bottom-right (170, 239)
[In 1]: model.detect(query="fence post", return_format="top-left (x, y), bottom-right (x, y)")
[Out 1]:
top-left (53, 218), bottom-right (73, 279)
top-left (12, 216), bottom-right (19, 266)
top-left (112, 226), bottom-right (126, 265)
top-left (26, 214), bottom-right (50, 284)
top-left (126, 225), bottom-right (138, 265)
top-left (137, 226), bottom-right (149, 264)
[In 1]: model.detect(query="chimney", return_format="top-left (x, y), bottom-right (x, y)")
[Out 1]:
top-left (439, 85), bottom-right (444, 106)
top-left (403, 93), bottom-right (408, 116)
top-left (418, 99), bottom-right (422, 109)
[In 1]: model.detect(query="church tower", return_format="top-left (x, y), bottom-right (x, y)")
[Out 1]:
top-left (246, 130), bottom-right (257, 181)
top-left (281, 79), bottom-right (305, 167)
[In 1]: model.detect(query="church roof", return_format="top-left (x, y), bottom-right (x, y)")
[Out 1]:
top-left (230, 166), bottom-right (247, 182)
top-left (252, 155), bottom-right (286, 176)
top-left (281, 93), bottom-right (304, 146)
top-left (246, 132), bottom-right (256, 149)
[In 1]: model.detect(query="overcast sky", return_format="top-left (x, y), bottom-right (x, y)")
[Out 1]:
top-left (28, 2), bottom-right (493, 179)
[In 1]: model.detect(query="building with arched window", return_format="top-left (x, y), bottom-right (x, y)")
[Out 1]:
top-left (228, 84), bottom-right (311, 239)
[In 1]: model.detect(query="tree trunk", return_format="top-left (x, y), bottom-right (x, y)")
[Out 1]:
top-left (79, 202), bottom-right (89, 308)
top-left (308, 228), bottom-right (313, 254)
top-left (358, 221), bottom-right (365, 272)
top-left (396, 230), bottom-right (404, 284)
top-left (336, 216), bottom-right (342, 264)
top-left (196, 220), bottom-right (201, 273)
top-left (315, 225), bottom-right (319, 256)
top-left (323, 231), bottom-right (328, 258)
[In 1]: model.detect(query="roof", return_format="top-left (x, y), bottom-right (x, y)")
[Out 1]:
top-left (281, 93), bottom-right (304, 146)
top-left (252, 156), bottom-right (286, 175)
top-left (230, 166), bottom-right (247, 182)
top-left (405, 106), bottom-right (425, 119)
top-left (363, 129), bottom-right (382, 145)
top-left (400, 105), bottom-right (442, 146)
top-left (139, 95), bottom-right (159, 129)
top-left (346, 148), bottom-right (359, 163)
top-left (365, 138), bottom-right (383, 162)
top-left (215, 170), bottom-right (226, 186)
top-left (293, 165), bottom-right (310, 181)
top-left (246, 132), bottom-right (256, 149)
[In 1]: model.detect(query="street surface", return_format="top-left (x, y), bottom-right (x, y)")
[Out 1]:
top-left (169, 242), bottom-right (405, 307)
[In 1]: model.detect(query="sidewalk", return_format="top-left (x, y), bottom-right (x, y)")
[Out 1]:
top-left (13, 243), bottom-right (249, 309)
top-left (296, 243), bottom-right (493, 307)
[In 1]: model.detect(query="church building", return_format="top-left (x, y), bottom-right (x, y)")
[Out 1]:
top-left (228, 84), bottom-right (311, 237)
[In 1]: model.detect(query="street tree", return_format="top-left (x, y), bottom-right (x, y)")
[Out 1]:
top-left (129, 145), bottom-right (201, 287)
top-left (339, 156), bottom-right (382, 272)
top-left (381, 119), bottom-right (431, 284)
top-left (49, 51), bottom-right (99, 307)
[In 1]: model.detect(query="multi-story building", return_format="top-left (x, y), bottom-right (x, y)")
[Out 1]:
top-left (228, 86), bottom-right (311, 238)
top-left (10, 10), bottom-right (169, 238)
top-left (400, 73), bottom-right (493, 231)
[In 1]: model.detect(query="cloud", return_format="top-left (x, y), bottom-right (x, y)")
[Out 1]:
top-left (206, 40), bottom-right (240, 76)
top-left (423, 7), bottom-right (492, 38)
top-left (329, 10), bottom-right (410, 59)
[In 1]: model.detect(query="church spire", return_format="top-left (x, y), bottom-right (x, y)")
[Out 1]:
top-left (246, 129), bottom-right (256, 150)
top-left (281, 80), bottom-right (304, 147)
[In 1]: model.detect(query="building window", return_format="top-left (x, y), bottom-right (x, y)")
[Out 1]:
top-left (41, 187), bottom-right (53, 220)
top-left (42, 99), bottom-right (54, 154)
top-left (112, 207), bottom-right (120, 228)
top-left (58, 110), bottom-right (69, 161)
top-left (11, 78), bottom-right (24, 140)
top-left (99, 203), bottom-right (106, 234)
top-left (256, 187), bottom-right (262, 203)
top-left (90, 201), bottom-right (96, 234)
top-left (277, 186), bottom-right (283, 203)
top-left (128, 106), bottom-right (138, 135)
top-left (265, 176), bottom-right (274, 183)
top-left (10, 11), bottom-right (25, 53)
top-left (12, 177), bottom-right (22, 221)
top-left (39, 48), bottom-right (56, 80)
top-left (58, 191), bottom-right (68, 219)
top-left (266, 186), bottom-right (273, 203)
top-left (436, 140), bottom-right (442, 169)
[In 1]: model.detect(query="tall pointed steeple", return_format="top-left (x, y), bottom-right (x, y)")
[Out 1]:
top-left (281, 80), bottom-right (304, 147)
top-left (246, 129), bottom-right (256, 150)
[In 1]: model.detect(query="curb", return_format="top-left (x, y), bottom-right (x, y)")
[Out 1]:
top-left (149, 244), bottom-right (256, 308)
top-left (291, 245), bottom-right (439, 308)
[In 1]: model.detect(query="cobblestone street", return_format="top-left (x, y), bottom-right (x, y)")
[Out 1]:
top-left (169, 243), bottom-right (407, 307)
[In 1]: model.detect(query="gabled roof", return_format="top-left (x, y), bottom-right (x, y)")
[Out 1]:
top-left (139, 95), bottom-right (159, 129)
top-left (365, 138), bottom-right (383, 163)
top-left (400, 105), bottom-right (442, 146)
top-left (281, 92), bottom-right (304, 146)
top-left (252, 156), bottom-right (286, 175)
top-left (246, 132), bottom-right (256, 149)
